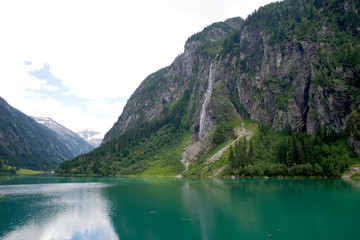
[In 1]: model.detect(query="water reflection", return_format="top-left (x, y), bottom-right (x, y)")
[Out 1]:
top-left (343, 177), bottom-right (360, 188)
top-left (1, 177), bottom-right (360, 240)
top-left (0, 182), bottom-right (118, 240)
top-left (179, 178), bottom-right (360, 240)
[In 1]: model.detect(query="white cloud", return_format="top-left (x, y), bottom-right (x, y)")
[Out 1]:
top-left (0, 0), bottom-right (279, 134)
top-left (1, 183), bottom-right (118, 240)
top-left (42, 84), bottom-right (59, 91)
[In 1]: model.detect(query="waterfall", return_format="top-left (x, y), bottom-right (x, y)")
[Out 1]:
top-left (199, 63), bottom-right (213, 139)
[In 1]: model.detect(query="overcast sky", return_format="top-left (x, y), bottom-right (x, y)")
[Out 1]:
top-left (0, 0), bottom-right (278, 136)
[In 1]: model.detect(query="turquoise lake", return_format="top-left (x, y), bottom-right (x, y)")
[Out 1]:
top-left (0, 176), bottom-right (359, 240)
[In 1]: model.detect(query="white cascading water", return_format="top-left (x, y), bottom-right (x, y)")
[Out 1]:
top-left (198, 63), bottom-right (214, 139)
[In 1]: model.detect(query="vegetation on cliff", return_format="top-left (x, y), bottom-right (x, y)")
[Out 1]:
top-left (225, 124), bottom-right (356, 178)
top-left (57, 92), bottom-right (191, 176)
top-left (0, 97), bottom-right (82, 171)
top-left (57, 0), bottom-right (360, 177)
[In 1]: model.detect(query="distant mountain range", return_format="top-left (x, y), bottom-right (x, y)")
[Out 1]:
top-left (32, 117), bottom-right (95, 154)
top-left (0, 97), bottom-right (95, 170)
top-left (31, 117), bottom-right (103, 148)
top-left (76, 129), bottom-right (103, 148)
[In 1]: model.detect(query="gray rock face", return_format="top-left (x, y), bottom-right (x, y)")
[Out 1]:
top-left (346, 106), bottom-right (360, 157)
top-left (103, 17), bottom-right (245, 144)
top-left (224, 27), bottom-right (355, 134)
top-left (348, 136), bottom-right (360, 156)
top-left (103, 9), bottom-right (358, 151)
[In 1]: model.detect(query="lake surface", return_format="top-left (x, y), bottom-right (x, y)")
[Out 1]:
top-left (0, 176), bottom-right (359, 240)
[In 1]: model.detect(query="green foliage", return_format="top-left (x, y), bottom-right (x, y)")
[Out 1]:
top-left (222, 0), bottom-right (360, 61)
top-left (57, 0), bottom-right (360, 178)
top-left (212, 125), bottom-right (226, 146)
top-left (229, 123), bottom-right (356, 178)
top-left (16, 168), bottom-right (42, 175)
top-left (196, 41), bottom-right (223, 57)
top-left (57, 92), bottom-right (191, 176)
top-left (222, 30), bottom-right (241, 54)
top-left (211, 120), bottom-right (242, 149)
top-left (140, 132), bottom-right (191, 177)
top-left (228, 146), bottom-right (235, 168)
top-left (187, 18), bottom-right (243, 43)
top-left (0, 162), bottom-right (16, 174)
top-left (347, 106), bottom-right (360, 140)
top-left (188, 18), bottom-right (243, 58)
top-left (0, 97), bottom-right (76, 171)
top-left (351, 171), bottom-right (360, 181)
top-left (230, 138), bottom-right (251, 168)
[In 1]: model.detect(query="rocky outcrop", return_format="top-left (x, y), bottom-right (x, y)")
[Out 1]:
top-left (222, 26), bottom-right (355, 135)
top-left (102, 17), bottom-right (245, 143)
top-left (103, 0), bottom-right (359, 158)
top-left (57, 0), bottom-right (360, 176)
top-left (347, 106), bottom-right (360, 156)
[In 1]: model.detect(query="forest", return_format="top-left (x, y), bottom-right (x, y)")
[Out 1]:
top-left (226, 124), bottom-right (354, 178)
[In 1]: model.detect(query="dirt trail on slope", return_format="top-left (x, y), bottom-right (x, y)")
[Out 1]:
top-left (342, 167), bottom-right (360, 180)
top-left (177, 122), bottom-right (254, 178)
top-left (176, 151), bottom-right (189, 178)
top-left (207, 122), bottom-right (253, 165)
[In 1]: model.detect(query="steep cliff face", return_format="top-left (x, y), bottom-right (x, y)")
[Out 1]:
top-left (223, 26), bottom-right (356, 134)
top-left (102, 17), bottom-right (244, 143)
top-left (347, 106), bottom-right (360, 156)
top-left (105, 0), bottom-right (359, 146)
top-left (58, 0), bottom-right (360, 176)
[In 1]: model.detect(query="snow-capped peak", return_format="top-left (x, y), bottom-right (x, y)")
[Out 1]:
top-left (76, 129), bottom-right (103, 148)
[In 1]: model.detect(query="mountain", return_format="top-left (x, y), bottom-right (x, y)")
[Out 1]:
top-left (0, 97), bottom-right (81, 170)
top-left (57, 0), bottom-right (360, 177)
top-left (102, 17), bottom-right (245, 143)
top-left (76, 129), bottom-right (103, 148)
top-left (32, 117), bottom-right (94, 154)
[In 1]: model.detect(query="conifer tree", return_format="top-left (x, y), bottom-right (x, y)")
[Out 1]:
top-left (248, 139), bottom-right (254, 164)
top-left (229, 145), bottom-right (236, 169)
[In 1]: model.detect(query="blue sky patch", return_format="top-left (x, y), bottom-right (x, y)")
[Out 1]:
top-left (27, 63), bottom-right (76, 106)
top-left (26, 62), bottom-right (125, 118)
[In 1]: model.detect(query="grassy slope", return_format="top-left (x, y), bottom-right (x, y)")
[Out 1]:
top-left (185, 118), bottom-right (360, 178)
top-left (138, 131), bottom-right (191, 177)
top-left (184, 120), bottom-right (252, 177)
top-left (350, 163), bottom-right (360, 181)
top-left (0, 165), bottom-right (42, 175)
top-left (351, 172), bottom-right (360, 180)
top-left (16, 168), bottom-right (42, 175)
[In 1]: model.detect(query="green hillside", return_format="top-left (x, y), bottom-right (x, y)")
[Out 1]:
top-left (57, 0), bottom-right (360, 177)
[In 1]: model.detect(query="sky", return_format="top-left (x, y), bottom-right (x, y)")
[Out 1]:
top-left (0, 0), bottom-right (278, 136)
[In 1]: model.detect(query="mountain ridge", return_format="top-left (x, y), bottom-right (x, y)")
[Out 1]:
top-left (32, 117), bottom-right (94, 155)
top-left (0, 97), bottom-right (76, 170)
top-left (57, 0), bottom-right (360, 177)
top-left (76, 129), bottom-right (103, 147)
top-left (102, 17), bottom-right (245, 144)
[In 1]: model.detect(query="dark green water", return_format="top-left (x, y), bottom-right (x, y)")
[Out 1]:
top-left (0, 176), bottom-right (359, 240)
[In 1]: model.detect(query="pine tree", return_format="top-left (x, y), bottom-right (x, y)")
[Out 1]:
top-left (235, 141), bottom-right (241, 168)
top-left (248, 139), bottom-right (254, 164)
top-left (229, 146), bottom-right (236, 169)
top-left (242, 138), bottom-right (248, 166)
